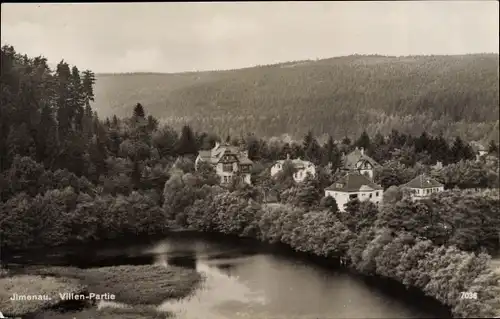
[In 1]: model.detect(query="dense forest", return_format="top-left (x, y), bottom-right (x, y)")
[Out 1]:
top-left (93, 54), bottom-right (499, 143)
top-left (1, 46), bottom-right (500, 318)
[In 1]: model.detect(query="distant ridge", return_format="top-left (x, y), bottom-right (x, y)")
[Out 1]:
top-left (92, 53), bottom-right (499, 142)
top-left (95, 53), bottom-right (499, 76)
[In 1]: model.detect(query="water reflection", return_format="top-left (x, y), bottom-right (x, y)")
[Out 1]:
top-left (157, 254), bottom-right (267, 319)
top-left (167, 254), bottom-right (197, 269)
top-left (153, 238), bottom-right (448, 319)
top-left (5, 234), bottom-right (450, 319)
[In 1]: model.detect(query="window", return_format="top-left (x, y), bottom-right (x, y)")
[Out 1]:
top-left (369, 194), bottom-right (372, 198)
top-left (223, 164), bottom-right (233, 172)
top-left (376, 192), bottom-right (379, 197)
top-left (240, 165), bottom-right (250, 173)
top-left (349, 194), bottom-right (358, 200)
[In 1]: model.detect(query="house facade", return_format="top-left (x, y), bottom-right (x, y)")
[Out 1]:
top-left (270, 157), bottom-right (316, 183)
top-left (470, 142), bottom-right (488, 161)
top-left (341, 147), bottom-right (380, 181)
top-left (404, 174), bottom-right (444, 200)
top-left (195, 142), bottom-right (253, 185)
top-left (324, 172), bottom-right (383, 212)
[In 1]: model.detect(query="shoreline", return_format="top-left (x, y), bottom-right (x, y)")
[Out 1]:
top-left (2, 230), bottom-right (453, 318)
top-left (0, 263), bottom-right (202, 318)
top-left (2, 227), bottom-right (498, 318)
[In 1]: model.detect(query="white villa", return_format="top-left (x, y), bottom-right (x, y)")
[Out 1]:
top-left (341, 147), bottom-right (380, 181)
top-left (404, 174), bottom-right (444, 201)
top-left (195, 142), bottom-right (253, 185)
top-left (324, 172), bottom-right (383, 212)
top-left (470, 141), bottom-right (488, 161)
top-left (270, 156), bottom-right (316, 183)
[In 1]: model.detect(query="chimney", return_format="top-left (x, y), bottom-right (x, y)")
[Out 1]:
top-left (214, 142), bottom-right (220, 150)
top-left (286, 153), bottom-right (290, 160)
top-left (360, 147), bottom-right (364, 155)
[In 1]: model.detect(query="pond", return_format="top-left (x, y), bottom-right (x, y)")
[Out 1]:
top-left (5, 232), bottom-right (451, 319)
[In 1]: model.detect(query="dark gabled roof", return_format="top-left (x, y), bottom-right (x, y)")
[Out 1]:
top-left (197, 142), bottom-right (253, 165)
top-left (275, 158), bottom-right (314, 170)
top-left (239, 157), bottom-right (253, 165)
top-left (325, 172), bottom-right (383, 192)
top-left (405, 174), bottom-right (443, 189)
top-left (342, 148), bottom-right (380, 170)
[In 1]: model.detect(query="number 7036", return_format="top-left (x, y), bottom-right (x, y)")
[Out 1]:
top-left (460, 291), bottom-right (478, 300)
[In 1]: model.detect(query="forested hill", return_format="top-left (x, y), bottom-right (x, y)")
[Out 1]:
top-left (93, 54), bottom-right (499, 142)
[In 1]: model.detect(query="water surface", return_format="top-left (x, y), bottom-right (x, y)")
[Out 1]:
top-left (6, 232), bottom-right (451, 319)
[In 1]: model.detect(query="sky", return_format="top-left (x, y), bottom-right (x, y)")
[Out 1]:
top-left (1, 1), bottom-right (499, 73)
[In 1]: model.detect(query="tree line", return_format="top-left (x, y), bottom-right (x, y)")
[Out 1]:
top-left (92, 54), bottom-right (499, 143)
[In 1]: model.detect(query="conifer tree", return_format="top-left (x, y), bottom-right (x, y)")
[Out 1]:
top-left (133, 103), bottom-right (145, 118)
top-left (355, 130), bottom-right (371, 151)
top-left (322, 135), bottom-right (342, 170)
top-left (303, 130), bottom-right (321, 164)
top-left (176, 125), bottom-right (198, 156)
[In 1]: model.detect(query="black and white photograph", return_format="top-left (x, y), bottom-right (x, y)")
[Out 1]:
top-left (0, 1), bottom-right (499, 319)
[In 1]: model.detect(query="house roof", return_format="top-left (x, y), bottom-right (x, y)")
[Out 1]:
top-left (405, 174), bottom-right (443, 189)
top-left (197, 142), bottom-right (253, 165)
top-left (342, 148), bottom-right (380, 170)
top-left (325, 172), bottom-right (383, 192)
top-left (198, 150), bottom-right (212, 161)
top-left (470, 141), bottom-right (487, 152)
top-left (275, 158), bottom-right (314, 170)
top-left (239, 157), bottom-right (253, 165)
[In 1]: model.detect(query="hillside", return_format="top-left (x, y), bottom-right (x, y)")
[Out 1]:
top-left (93, 54), bottom-right (500, 142)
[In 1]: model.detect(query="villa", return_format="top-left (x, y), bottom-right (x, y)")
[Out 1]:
top-left (195, 142), bottom-right (253, 185)
top-left (470, 141), bottom-right (488, 161)
top-left (270, 156), bottom-right (316, 183)
top-left (324, 172), bottom-right (383, 212)
top-left (404, 174), bottom-right (444, 200)
top-left (341, 147), bottom-right (380, 181)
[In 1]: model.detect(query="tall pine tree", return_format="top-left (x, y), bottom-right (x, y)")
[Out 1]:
top-left (303, 130), bottom-right (321, 164)
top-left (176, 125), bottom-right (198, 156)
top-left (133, 103), bottom-right (145, 118)
top-left (355, 130), bottom-right (371, 151)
